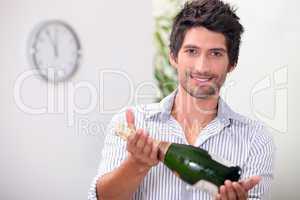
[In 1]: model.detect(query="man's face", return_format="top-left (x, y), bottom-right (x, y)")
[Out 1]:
top-left (170, 26), bottom-right (233, 99)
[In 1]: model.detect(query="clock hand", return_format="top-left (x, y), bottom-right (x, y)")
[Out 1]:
top-left (46, 29), bottom-right (58, 58)
top-left (53, 28), bottom-right (59, 58)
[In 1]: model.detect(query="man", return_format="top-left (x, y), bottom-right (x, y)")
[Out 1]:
top-left (88, 0), bottom-right (275, 199)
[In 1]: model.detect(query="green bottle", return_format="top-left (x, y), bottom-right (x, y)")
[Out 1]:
top-left (116, 124), bottom-right (242, 193)
top-left (158, 141), bottom-right (241, 193)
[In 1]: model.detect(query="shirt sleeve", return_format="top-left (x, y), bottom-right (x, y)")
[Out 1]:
top-left (241, 125), bottom-right (276, 200)
top-left (88, 113), bottom-right (127, 200)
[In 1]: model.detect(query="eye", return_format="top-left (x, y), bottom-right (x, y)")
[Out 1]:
top-left (210, 51), bottom-right (223, 57)
top-left (185, 48), bottom-right (198, 56)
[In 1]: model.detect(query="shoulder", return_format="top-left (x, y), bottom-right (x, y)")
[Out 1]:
top-left (228, 108), bottom-right (275, 147)
top-left (220, 97), bottom-right (274, 146)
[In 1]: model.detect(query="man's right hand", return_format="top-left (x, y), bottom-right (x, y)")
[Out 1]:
top-left (125, 109), bottom-right (160, 171)
top-left (97, 109), bottom-right (160, 200)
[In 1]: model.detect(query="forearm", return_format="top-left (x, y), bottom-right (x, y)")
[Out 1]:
top-left (96, 156), bottom-right (150, 200)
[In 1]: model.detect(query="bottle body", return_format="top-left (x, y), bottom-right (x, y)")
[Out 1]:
top-left (160, 143), bottom-right (241, 187)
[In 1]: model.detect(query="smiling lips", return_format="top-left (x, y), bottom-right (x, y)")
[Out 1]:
top-left (190, 73), bottom-right (213, 84)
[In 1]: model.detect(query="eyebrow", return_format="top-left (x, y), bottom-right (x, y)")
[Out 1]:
top-left (210, 48), bottom-right (227, 53)
top-left (182, 45), bottom-right (227, 52)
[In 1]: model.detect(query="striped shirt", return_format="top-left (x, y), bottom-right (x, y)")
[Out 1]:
top-left (88, 89), bottom-right (275, 200)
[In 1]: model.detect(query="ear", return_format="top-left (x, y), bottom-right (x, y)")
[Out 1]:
top-left (169, 52), bottom-right (178, 69)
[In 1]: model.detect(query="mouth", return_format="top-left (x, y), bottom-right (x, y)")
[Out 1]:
top-left (190, 74), bottom-right (213, 84)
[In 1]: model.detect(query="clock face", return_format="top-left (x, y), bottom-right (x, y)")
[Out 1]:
top-left (28, 20), bottom-right (81, 82)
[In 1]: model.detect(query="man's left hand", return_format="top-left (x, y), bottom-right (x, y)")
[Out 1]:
top-left (214, 176), bottom-right (261, 200)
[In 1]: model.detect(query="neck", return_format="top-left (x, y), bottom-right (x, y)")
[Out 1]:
top-left (172, 86), bottom-right (219, 126)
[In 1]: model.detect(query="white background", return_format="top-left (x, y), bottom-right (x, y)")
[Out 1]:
top-left (0, 0), bottom-right (299, 199)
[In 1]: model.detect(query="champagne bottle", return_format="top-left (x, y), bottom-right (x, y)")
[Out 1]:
top-left (116, 124), bottom-right (242, 194)
top-left (158, 141), bottom-right (241, 193)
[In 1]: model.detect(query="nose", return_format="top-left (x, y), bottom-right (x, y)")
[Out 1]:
top-left (194, 54), bottom-right (210, 73)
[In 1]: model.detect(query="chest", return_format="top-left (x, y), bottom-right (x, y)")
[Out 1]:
top-left (145, 119), bottom-right (250, 167)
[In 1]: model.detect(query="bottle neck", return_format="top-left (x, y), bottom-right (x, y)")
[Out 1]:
top-left (158, 141), bottom-right (171, 161)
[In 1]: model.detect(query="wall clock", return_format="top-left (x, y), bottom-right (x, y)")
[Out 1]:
top-left (28, 20), bottom-right (81, 82)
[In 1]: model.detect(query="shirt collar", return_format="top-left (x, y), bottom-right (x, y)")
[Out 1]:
top-left (144, 89), bottom-right (177, 121)
top-left (145, 88), bottom-right (238, 126)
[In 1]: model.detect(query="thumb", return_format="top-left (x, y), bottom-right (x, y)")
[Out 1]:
top-left (126, 109), bottom-right (136, 131)
top-left (242, 176), bottom-right (261, 191)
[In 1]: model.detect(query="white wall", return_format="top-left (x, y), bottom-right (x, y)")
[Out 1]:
top-left (0, 0), bottom-right (299, 199)
top-left (0, 0), bottom-right (153, 199)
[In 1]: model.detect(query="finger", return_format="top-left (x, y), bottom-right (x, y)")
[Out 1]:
top-left (136, 131), bottom-right (148, 151)
top-left (224, 180), bottom-right (237, 200)
top-left (150, 139), bottom-right (159, 161)
top-left (241, 176), bottom-right (261, 191)
top-left (142, 136), bottom-right (152, 156)
top-left (232, 182), bottom-right (247, 200)
top-left (127, 129), bottom-right (142, 152)
top-left (220, 185), bottom-right (228, 200)
top-left (126, 109), bottom-right (136, 131)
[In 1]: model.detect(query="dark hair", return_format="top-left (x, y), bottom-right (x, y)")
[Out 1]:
top-left (169, 0), bottom-right (244, 66)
